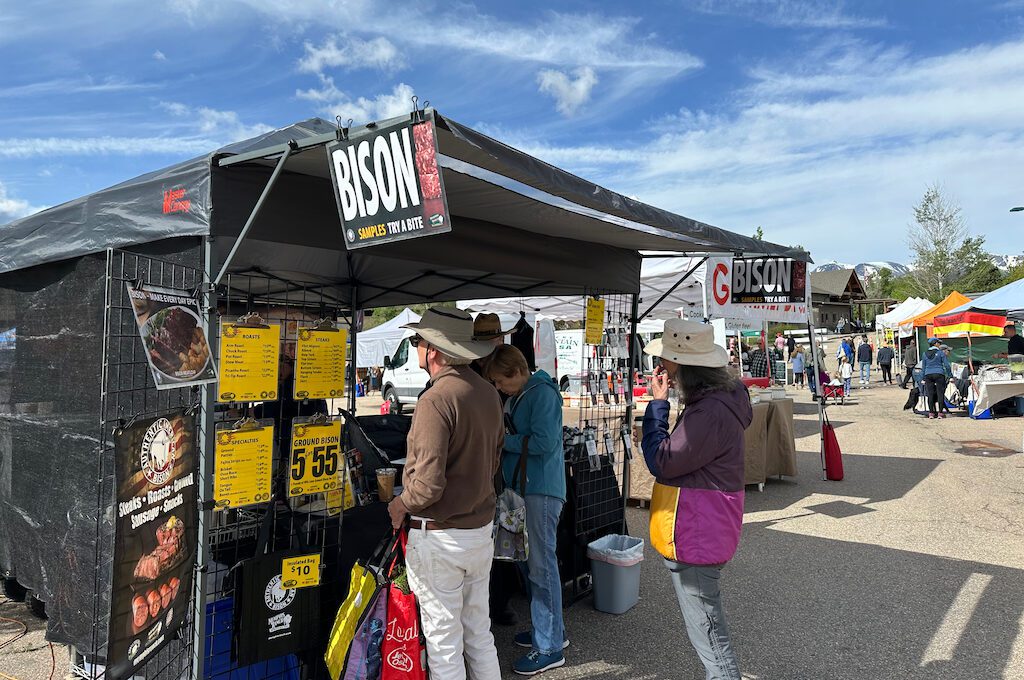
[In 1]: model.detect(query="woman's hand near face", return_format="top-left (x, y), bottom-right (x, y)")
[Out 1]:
top-left (651, 367), bottom-right (672, 400)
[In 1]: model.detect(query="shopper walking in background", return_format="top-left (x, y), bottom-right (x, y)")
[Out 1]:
top-left (899, 340), bottom-right (918, 389)
top-left (642, 319), bottom-right (749, 680)
top-left (484, 345), bottom-right (567, 677)
top-left (877, 342), bottom-right (895, 385)
top-left (388, 308), bottom-right (505, 680)
top-left (839, 356), bottom-right (853, 396)
top-left (748, 342), bottom-right (769, 378)
top-left (857, 335), bottom-right (873, 387)
top-left (791, 345), bottom-right (805, 388)
top-left (774, 332), bottom-right (786, 355)
top-left (786, 333), bottom-right (796, 360)
top-left (919, 338), bottom-right (952, 419)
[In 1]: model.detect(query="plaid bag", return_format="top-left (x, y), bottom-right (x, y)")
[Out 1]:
top-left (494, 436), bottom-right (529, 562)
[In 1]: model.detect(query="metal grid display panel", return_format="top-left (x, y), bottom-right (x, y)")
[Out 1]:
top-left (76, 249), bottom-right (205, 679)
top-left (201, 272), bottom-right (354, 680)
top-left (563, 291), bottom-right (635, 601)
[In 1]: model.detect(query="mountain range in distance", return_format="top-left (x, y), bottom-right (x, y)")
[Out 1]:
top-left (813, 255), bottom-right (1023, 278)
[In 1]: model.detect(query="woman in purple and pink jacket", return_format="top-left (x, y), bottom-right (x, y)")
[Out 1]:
top-left (642, 318), bottom-right (750, 680)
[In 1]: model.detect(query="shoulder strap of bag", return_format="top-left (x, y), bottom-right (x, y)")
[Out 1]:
top-left (510, 436), bottom-right (530, 496)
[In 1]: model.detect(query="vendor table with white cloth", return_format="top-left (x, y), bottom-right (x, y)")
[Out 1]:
top-left (972, 378), bottom-right (1024, 413)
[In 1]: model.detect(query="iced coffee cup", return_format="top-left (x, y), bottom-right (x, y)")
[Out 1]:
top-left (376, 467), bottom-right (397, 502)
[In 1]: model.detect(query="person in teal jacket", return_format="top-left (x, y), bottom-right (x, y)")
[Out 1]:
top-left (485, 345), bottom-right (566, 676)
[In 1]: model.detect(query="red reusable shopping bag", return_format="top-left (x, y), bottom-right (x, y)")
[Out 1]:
top-left (822, 410), bottom-right (844, 481)
top-left (381, 530), bottom-right (427, 680)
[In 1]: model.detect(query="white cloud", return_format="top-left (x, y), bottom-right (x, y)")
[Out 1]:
top-left (0, 77), bottom-right (157, 98)
top-left (0, 182), bottom-right (44, 223)
top-left (537, 67), bottom-right (599, 116)
top-left (298, 34), bottom-right (405, 74)
top-left (684, 0), bottom-right (887, 29)
top-left (296, 78), bottom-right (416, 124)
top-left (160, 101), bottom-right (274, 143)
top-left (506, 37), bottom-right (1024, 260)
top-left (153, 49), bottom-right (167, 61)
top-left (0, 136), bottom-right (218, 158)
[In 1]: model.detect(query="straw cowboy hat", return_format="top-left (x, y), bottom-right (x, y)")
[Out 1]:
top-left (644, 318), bottom-right (729, 368)
top-left (402, 307), bottom-right (496, 360)
top-left (472, 313), bottom-right (515, 341)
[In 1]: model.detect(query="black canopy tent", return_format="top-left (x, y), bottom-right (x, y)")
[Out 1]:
top-left (0, 109), bottom-right (807, 673)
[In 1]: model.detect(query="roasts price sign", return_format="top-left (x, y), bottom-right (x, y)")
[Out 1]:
top-left (294, 327), bottom-right (347, 400)
top-left (214, 423), bottom-right (274, 509)
top-left (108, 411), bottom-right (198, 680)
top-left (218, 323), bottom-right (280, 403)
top-left (126, 283), bottom-right (217, 390)
top-left (288, 418), bottom-right (343, 497)
top-left (281, 553), bottom-right (322, 589)
top-left (585, 297), bottom-right (606, 345)
top-left (327, 113), bottom-right (451, 249)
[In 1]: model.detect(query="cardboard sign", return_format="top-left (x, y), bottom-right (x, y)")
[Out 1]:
top-left (214, 423), bottom-right (274, 509)
top-left (218, 323), bottom-right (280, 403)
top-left (288, 418), bottom-right (343, 497)
top-left (107, 411), bottom-right (197, 679)
top-left (327, 113), bottom-right (451, 249)
top-left (585, 297), bottom-right (605, 345)
top-left (294, 327), bottom-right (347, 400)
top-left (281, 553), bottom-right (322, 589)
top-left (706, 257), bottom-right (810, 324)
top-left (126, 283), bottom-right (217, 390)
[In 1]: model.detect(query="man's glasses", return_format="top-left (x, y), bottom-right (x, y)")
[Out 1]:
top-left (410, 336), bottom-right (424, 347)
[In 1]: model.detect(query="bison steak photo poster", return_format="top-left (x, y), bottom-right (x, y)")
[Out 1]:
top-left (107, 410), bottom-right (198, 678)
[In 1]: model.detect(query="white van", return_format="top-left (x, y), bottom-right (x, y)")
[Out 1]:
top-left (380, 315), bottom-right (556, 413)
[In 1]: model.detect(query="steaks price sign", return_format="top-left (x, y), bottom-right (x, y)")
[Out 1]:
top-left (126, 283), bottom-right (217, 390)
top-left (108, 411), bottom-right (198, 679)
top-left (327, 112), bottom-right (451, 249)
top-left (288, 416), bottom-right (343, 497)
top-left (294, 326), bottom-right (347, 400)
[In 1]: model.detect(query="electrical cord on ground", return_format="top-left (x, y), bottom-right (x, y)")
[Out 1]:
top-left (0, 597), bottom-right (29, 680)
top-left (49, 641), bottom-right (56, 680)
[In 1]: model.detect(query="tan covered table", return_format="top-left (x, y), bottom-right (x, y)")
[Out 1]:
top-left (764, 398), bottom-right (798, 478)
top-left (743, 402), bottom-right (769, 486)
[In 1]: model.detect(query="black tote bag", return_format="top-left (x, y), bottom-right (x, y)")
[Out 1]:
top-left (232, 503), bottom-right (321, 666)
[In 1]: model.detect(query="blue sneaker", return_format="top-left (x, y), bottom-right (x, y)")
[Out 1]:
top-left (513, 650), bottom-right (565, 676)
top-left (514, 631), bottom-right (570, 649)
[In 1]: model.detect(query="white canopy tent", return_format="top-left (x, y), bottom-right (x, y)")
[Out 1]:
top-left (876, 297), bottom-right (933, 332)
top-left (356, 308), bottom-right (420, 367)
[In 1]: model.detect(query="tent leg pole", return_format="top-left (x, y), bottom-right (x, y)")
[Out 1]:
top-left (213, 143), bottom-right (295, 286)
top-left (348, 277), bottom-right (359, 415)
top-left (638, 256), bottom-right (707, 322)
top-left (623, 292), bottom-right (639, 534)
top-left (807, 319), bottom-right (826, 480)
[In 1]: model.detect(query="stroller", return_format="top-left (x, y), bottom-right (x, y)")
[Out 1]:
top-left (821, 381), bottom-right (846, 405)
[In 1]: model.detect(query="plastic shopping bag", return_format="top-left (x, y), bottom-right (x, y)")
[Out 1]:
top-left (381, 531), bottom-right (427, 680)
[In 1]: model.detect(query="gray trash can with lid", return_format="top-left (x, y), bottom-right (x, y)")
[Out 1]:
top-left (587, 534), bottom-right (644, 614)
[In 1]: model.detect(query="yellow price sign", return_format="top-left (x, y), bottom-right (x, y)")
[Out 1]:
top-left (294, 327), bottom-right (348, 400)
top-left (288, 419), bottom-right (343, 497)
top-left (585, 297), bottom-right (605, 345)
top-left (326, 463), bottom-right (357, 516)
top-left (218, 323), bottom-right (280, 403)
top-left (281, 553), bottom-right (321, 589)
top-left (214, 425), bottom-right (274, 509)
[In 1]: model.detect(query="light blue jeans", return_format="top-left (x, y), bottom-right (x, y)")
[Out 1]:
top-left (522, 494), bottom-right (565, 655)
top-left (664, 559), bottom-right (741, 680)
top-left (859, 361), bottom-right (871, 383)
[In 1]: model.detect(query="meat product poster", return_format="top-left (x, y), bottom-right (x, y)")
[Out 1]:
top-left (108, 411), bottom-right (198, 679)
top-left (327, 112), bottom-right (451, 249)
top-left (126, 283), bottom-right (217, 390)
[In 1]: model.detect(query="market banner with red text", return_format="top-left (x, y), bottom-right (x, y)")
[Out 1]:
top-left (705, 256), bottom-right (810, 324)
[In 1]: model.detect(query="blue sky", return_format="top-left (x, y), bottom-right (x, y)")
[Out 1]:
top-left (1, 0), bottom-right (1023, 265)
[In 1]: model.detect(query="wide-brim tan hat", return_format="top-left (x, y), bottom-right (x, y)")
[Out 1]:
top-left (403, 307), bottom-right (496, 360)
top-left (644, 318), bottom-right (729, 368)
top-left (472, 312), bottom-right (515, 340)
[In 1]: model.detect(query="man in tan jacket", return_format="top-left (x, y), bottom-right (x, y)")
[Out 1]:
top-left (387, 307), bottom-right (504, 680)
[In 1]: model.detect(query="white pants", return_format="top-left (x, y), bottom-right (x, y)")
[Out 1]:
top-left (406, 522), bottom-right (501, 680)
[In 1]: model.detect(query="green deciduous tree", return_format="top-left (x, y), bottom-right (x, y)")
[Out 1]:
top-left (906, 184), bottom-right (989, 299)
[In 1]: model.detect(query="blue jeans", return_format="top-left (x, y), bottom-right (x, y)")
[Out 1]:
top-left (859, 361), bottom-right (870, 383)
top-left (522, 495), bottom-right (565, 655)
top-left (844, 378), bottom-right (852, 394)
top-left (664, 559), bottom-right (741, 680)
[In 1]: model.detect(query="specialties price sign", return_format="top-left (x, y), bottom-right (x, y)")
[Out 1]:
top-left (107, 410), bottom-right (198, 679)
top-left (281, 553), bottom-right (322, 589)
top-left (214, 420), bottom-right (275, 509)
top-left (288, 417), bottom-right (342, 497)
top-left (218, 322), bottom-right (280, 403)
top-left (294, 326), bottom-right (348, 400)
top-left (126, 283), bottom-right (217, 390)
top-left (585, 297), bottom-right (606, 345)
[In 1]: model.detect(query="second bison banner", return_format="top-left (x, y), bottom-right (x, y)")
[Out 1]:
top-left (327, 112), bottom-right (451, 249)
top-left (706, 256), bottom-right (810, 324)
top-left (107, 411), bottom-right (198, 679)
